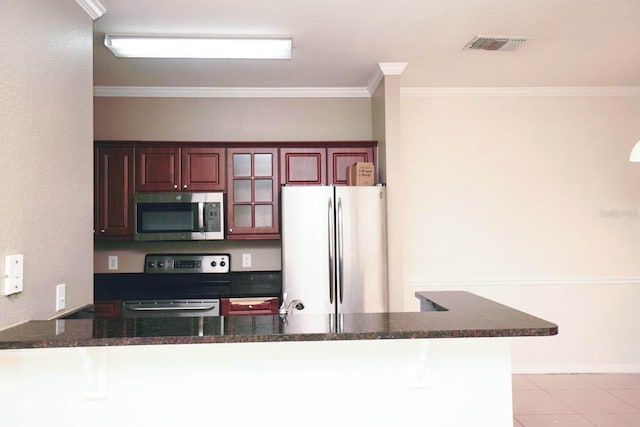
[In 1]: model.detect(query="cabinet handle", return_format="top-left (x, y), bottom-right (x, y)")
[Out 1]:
top-left (100, 230), bottom-right (105, 233)
top-left (228, 228), bottom-right (233, 233)
top-left (173, 184), bottom-right (178, 189)
top-left (183, 184), bottom-right (188, 189)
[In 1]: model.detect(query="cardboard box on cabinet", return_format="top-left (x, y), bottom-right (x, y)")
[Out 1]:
top-left (347, 162), bottom-right (374, 186)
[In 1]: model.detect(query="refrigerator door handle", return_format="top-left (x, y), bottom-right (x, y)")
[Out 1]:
top-left (337, 197), bottom-right (344, 304)
top-left (328, 197), bottom-right (335, 304)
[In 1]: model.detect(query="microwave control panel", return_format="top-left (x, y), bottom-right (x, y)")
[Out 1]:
top-left (144, 254), bottom-right (230, 274)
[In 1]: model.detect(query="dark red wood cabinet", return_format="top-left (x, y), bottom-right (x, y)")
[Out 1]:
top-left (95, 146), bottom-right (134, 238)
top-left (280, 147), bottom-right (327, 185)
top-left (136, 146), bottom-right (226, 192)
top-left (280, 143), bottom-right (376, 186)
top-left (135, 146), bottom-right (180, 192)
top-left (93, 300), bottom-right (122, 318)
top-left (182, 146), bottom-right (226, 191)
top-left (327, 146), bottom-right (375, 185)
top-left (95, 141), bottom-right (377, 241)
top-left (221, 297), bottom-right (280, 316)
top-left (226, 147), bottom-right (279, 239)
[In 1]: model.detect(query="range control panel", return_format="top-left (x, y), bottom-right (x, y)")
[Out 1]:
top-left (144, 254), bottom-right (230, 274)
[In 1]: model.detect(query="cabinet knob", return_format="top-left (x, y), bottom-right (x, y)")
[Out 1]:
top-left (100, 230), bottom-right (105, 233)
top-left (183, 184), bottom-right (188, 189)
top-left (228, 228), bottom-right (233, 233)
top-left (173, 184), bottom-right (178, 189)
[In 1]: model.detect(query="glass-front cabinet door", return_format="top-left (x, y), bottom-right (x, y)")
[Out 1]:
top-left (226, 148), bottom-right (279, 239)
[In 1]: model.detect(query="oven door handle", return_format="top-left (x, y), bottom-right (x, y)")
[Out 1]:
top-left (125, 304), bottom-right (217, 312)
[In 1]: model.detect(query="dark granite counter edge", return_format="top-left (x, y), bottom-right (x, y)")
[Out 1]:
top-left (0, 325), bottom-right (557, 350)
top-left (0, 291), bottom-right (558, 350)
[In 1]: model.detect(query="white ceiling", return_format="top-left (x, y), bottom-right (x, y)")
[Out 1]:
top-left (92, 0), bottom-right (640, 89)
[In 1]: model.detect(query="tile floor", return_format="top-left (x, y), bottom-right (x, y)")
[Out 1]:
top-left (513, 373), bottom-right (640, 427)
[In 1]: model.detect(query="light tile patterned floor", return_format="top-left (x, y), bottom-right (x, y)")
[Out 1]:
top-left (513, 374), bottom-right (640, 427)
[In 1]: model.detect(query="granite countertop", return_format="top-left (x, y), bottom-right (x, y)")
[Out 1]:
top-left (0, 291), bottom-right (557, 350)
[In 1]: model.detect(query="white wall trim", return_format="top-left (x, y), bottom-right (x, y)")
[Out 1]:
top-left (405, 276), bottom-right (640, 287)
top-left (95, 85), bottom-right (640, 99)
top-left (367, 70), bottom-right (384, 96)
top-left (512, 364), bottom-right (640, 374)
top-left (367, 62), bottom-right (409, 95)
top-left (379, 62), bottom-right (409, 76)
top-left (401, 86), bottom-right (640, 98)
top-left (75, 0), bottom-right (106, 20)
top-left (94, 86), bottom-right (371, 98)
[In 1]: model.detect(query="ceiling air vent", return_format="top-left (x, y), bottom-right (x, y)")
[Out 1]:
top-left (463, 35), bottom-right (528, 51)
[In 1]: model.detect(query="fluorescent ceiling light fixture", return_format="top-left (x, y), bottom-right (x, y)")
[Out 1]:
top-left (104, 35), bottom-right (292, 59)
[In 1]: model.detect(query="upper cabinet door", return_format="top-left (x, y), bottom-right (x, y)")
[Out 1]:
top-left (96, 146), bottom-right (134, 238)
top-left (182, 147), bottom-right (226, 191)
top-left (327, 146), bottom-right (375, 185)
top-left (226, 147), bottom-right (279, 239)
top-left (280, 147), bottom-right (327, 185)
top-left (135, 146), bottom-right (180, 191)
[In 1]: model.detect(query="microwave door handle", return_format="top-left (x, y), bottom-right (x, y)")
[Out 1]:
top-left (197, 202), bottom-right (205, 231)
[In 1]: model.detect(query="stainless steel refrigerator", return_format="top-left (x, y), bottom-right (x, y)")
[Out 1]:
top-left (281, 185), bottom-right (388, 316)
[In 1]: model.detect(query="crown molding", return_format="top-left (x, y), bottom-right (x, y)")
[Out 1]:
top-left (94, 86), bottom-right (371, 98)
top-left (401, 86), bottom-right (640, 97)
top-left (366, 69), bottom-right (384, 96)
top-left (75, 0), bottom-right (106, 20)
top-left (378, 62), bottom-right (408, 75)
top-left (367, 62), bottom-right (409, 95)
top-left (94, 85), bottom-right (640, 99)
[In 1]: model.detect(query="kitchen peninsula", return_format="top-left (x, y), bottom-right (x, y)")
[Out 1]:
top-left (0, 292), bottom-right (556, 427)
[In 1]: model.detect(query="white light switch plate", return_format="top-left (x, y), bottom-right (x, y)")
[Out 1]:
top-left (108, 256), bottom-right (118, 270)
top-left (4, 254), bottom-right (24, 296)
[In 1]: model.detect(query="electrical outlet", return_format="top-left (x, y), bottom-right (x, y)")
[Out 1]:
top-left (56, 283), bottom-right (66, 311)
top-left (108, 256), bottom-right (118, 270)
top-left (242, 253), bottom-right (252, 268)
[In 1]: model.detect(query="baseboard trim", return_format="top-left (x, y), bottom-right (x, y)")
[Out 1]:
top-left (512, 364), bottom-right (640, 374)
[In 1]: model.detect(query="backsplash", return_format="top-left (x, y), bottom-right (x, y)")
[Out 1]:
top-left (94, 240), bottom-right (281, 273)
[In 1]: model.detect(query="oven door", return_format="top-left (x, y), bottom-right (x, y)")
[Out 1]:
top-left (122, 299), bottom-right (220, 318)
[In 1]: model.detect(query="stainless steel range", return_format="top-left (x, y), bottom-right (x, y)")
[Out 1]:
top-left (122, 254), bottom-right (230, 318)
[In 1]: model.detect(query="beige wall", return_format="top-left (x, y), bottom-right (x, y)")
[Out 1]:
top-left (95, 240), bottom-right (281, 273)
top-left (0, 1), bottom-right (94, 329)
top-left (94, 97), bottom-right (372, 141)
top-left (401, 92), bottom-right (640, 372)
top-left (372, 75), bottom-right (405, 312)
top-left (93, 96), bottom-right (373, 271)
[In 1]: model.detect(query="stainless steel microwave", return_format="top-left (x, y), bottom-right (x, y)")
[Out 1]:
top-left (134, 192), bottom-right (224, 241)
